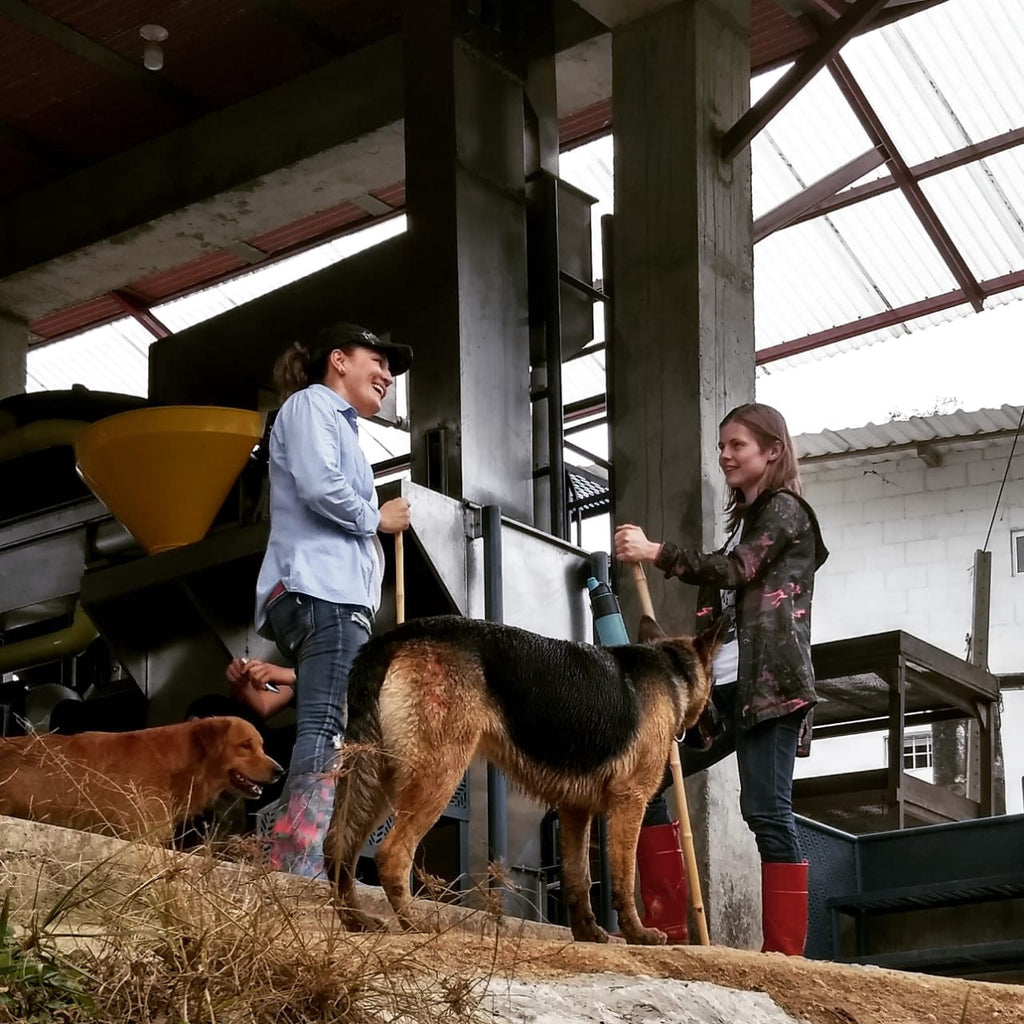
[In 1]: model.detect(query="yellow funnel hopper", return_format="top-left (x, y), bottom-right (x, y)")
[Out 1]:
top-left (74, 406), bottom-right (263, 554)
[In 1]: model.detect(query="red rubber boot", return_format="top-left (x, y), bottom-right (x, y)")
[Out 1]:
top-left (636, 822), bottom-right (689, 943)
top-left (761, 861), bottom-right (808, 955)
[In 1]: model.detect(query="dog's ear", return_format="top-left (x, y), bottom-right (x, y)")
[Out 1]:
top-left (230, 719), bottom-right (265, 750)
top-left (637, 614), bottom-right (665, 643)
top-left (693, 614), bottom-right (728, 667)
top-left (191, 716), bottom-right (229, 758)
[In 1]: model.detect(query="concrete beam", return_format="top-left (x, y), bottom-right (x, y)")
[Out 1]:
top-left (571, 0), bottom-right (684, 29)
top-left (556, 33), bottom-right (612, 115)
top-left (0, 27), bottom-right (614, 331)
top-left (0, 35), bottom-right (406, 323)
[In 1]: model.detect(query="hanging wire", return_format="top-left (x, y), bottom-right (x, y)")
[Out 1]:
top-left (981, 404), bottom-right (1024, 553)
top-left (966, 404), bottom-right (1024, 661)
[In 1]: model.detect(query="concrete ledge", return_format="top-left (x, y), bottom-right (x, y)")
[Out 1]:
top-left (0, 814), bottom-right (570, 945)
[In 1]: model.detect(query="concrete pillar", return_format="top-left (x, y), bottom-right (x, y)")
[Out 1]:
top-left (610, 0), bottom-right (759, 947)
top-left (0, 313), bottom-right (28, 400)
top-left (401, 2), bottom-right (533, 522)
top-left (525, 33), bottom-right (561, 535)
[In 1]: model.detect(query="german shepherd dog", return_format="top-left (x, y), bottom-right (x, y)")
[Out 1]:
top-left (326, 614), bottom-right (720, 945)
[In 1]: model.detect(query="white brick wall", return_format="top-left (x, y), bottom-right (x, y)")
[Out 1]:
top-left (801, 440), bottom-right (1024, 811)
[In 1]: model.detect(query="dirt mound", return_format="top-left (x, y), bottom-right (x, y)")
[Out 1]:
top-left (422, 932), bottom-right (1023, 1024)
top-left (2, 816), bottom-right (1019, 1023)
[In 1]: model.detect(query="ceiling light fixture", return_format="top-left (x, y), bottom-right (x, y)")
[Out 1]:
top-left (140, 24), bottom-right (168, 71)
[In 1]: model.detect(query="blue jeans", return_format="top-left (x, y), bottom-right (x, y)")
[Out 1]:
top-left (264, 592), bottom-right (372, 788)
top-left (644, 685), bottom-right (804, 863)
top-left (735, 712), bottom-right (803, 863)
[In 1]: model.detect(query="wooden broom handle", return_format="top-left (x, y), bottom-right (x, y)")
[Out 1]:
top-left (668, 741), bottom-right (710, 945)
top-left (632, 563), bottom-right (655, 619)
top-left (632, 558), bottom-right (710, 946)
top-left (395, 531), bottom-right (406, 625)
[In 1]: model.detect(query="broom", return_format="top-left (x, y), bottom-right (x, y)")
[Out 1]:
top-left (631, 562), bottom-right (711, 946)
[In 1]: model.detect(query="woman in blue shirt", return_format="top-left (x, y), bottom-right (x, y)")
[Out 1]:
top-left (255, 322), bottom-right (412, 878)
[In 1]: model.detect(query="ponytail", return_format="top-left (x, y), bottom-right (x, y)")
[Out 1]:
top-left (273, 338), bottom-right (347, 401)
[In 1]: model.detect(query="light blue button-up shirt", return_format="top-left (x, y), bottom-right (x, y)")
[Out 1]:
top-left (255, 384), bottom-right (384, 632)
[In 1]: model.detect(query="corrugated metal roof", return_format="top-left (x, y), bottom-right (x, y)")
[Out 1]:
top-left (0, 10), bottom-right (183, 167)
top-left (35, 0), bottom-right (336, 109)
top-left (24, 0), bottom-right (1024, 430)
top-left (795, 404), bottom-right (1024, 462)
top-left (29, 293), bottom-right (126, 340)
top-left (130, 251), bottom-right (249, 304)
top-left (753, 0), bottom-right (1024, 363)
top-left (556, 0), bottom-right (1024, 369)
top-left (751, 0), bottom-right (817, 72)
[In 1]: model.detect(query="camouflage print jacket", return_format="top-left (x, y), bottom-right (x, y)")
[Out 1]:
top-left (654, 489), bottom-right (829, 747)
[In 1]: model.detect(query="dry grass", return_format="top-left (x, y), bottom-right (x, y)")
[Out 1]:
top-left (0, 825), bottom-right (541, 1024)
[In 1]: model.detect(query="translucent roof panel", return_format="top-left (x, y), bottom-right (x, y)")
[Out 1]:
top-left (559, 136), bottom-right (613, 284)
top-left (563, 423), bottom-right (608, 467)
top-left (752, 0), bottom-right (1024, 363)
top-left (561, 349), bottom-right (607, 407)
top-left (360, 419), bottom-right (411, 465)
top-left (26, 318), bottom-right (154, 396)
top-left (750, 65), bottom-right (874, 220)
top-left (841, 2), bottom-right (1024, 166)
top-left (754, 188), bottom-right (961, 350)
top-left (822, 191), bottom-right (962, 305)
top-left (152, 216), bottom-right (407, 333)
top-left (918, 149), bottom-right (1024, 280)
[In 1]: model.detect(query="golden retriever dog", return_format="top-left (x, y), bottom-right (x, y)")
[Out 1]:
top-left (0, 716), bottom-right (282, 841)
top-left (327, 614), bottom-right (720, 945)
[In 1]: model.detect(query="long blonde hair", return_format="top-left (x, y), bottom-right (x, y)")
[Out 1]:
top-left (722, 403), bottom-right (802, 529)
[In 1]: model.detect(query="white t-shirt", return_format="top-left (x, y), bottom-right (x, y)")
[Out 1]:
top-left (711, 527), bottom-right (740, 686)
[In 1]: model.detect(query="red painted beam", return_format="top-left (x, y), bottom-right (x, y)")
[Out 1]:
top-left (785, 125), bottom-right (1024, 227)
top-left (721, 0), bottom-right (890, 161)
top-left (111, 290), bottom-right (172, 340)
top-left (828, 55), bottom-right (984, 312)
top-left (754, 147), bottom-right (885, 241)
top-left (756, 267), bottom-right (1024, 364)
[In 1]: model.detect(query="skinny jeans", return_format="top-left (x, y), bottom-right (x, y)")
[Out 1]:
top-left (263, 591), bottom-right (372, 790)
top-left (643, 683), bottom-right (805, 863)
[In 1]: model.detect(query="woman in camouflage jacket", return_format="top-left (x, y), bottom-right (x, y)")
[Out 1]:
top-left (658, 484), bottom-right (828, 739)
top-left (615, 403), bottom-right (828, 956)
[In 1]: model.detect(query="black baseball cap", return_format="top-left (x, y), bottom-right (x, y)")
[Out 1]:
top-left (311, 322), bottom-right (413, 376)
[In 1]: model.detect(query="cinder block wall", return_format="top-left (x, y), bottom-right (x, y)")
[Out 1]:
top-left (798, 441), bottom-right (1024, 810)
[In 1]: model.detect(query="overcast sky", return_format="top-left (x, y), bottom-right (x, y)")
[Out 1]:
top-left (757, 298), bottom-right (1024, 437)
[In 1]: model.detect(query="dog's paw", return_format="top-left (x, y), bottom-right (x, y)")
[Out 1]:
top-left (623, 925), bottom-right (668, 946)
top-left (570, 922), bottom-right (611, 944)
top-left (337, 907), bottom-right (389, 933)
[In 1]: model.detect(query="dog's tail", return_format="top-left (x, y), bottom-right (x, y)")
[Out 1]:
top-left (328, 734), bottom-right (387, 884)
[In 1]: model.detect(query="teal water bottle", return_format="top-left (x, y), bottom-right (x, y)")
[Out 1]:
top-left (587, 577), bottom-right (631, 647)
